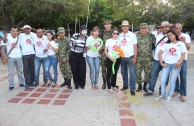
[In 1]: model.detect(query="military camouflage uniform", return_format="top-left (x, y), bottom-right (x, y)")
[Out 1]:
top-left (136, 33), bottom-right (155, 85)
top-left (58, 37), bottom-right (72, 80)
top-left (101, 30), bottom-right (112, 83)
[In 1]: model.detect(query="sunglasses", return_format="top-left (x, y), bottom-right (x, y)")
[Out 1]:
top-left (112, 32), bottom-right (119, 35)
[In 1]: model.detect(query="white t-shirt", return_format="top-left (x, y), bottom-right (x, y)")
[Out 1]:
top-left (105, 38), bottom-right (120, 59)
top-left (86, 36), bottom-right (101, 57)
top-left (179, 33), bottom-right (191, 60)
top-left (18, 32), bottom-right (36, 55)
top-left (47, 40), bottom-right (58, 56)
top-left (161, 41), bottom-right (187, 64)
top-left (118, 31), bottom-right (137, 57)
top-left (152, 31), bottom-right (169, 61)
top-left (6, 34), bottom-right (22, 58)
top-left (34, 35), bottom-right (49, 58)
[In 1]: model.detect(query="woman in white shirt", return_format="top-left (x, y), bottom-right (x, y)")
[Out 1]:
top-left (156, 30), bottom-right (187, 103)
top-left (104, 28), bottom-right (121, 93)
top-left (86, 26), bottom-right (103, 89)
top-left (46, 31), bottom-right (58, 87)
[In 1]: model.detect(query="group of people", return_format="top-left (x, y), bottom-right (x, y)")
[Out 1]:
top-left (0, 19), bottom-right (191, 103)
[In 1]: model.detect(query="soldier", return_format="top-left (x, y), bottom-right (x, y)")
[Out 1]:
top-left (100, 20), bottom-right (112, 89)
top-left (136, 23), bottom-right (155, 92)
top-left (58, 27), bottom-right (72, 89)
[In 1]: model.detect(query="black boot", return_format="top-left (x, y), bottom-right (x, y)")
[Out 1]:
top-left (66, 79), bottom-right (72, 89)
top-left (102, 79), bottom-right (106, 89)
top-left (143, 82), bottom-right (148, 92)
top-left (60, 78), bottom-right (67, 87)
top-left (136, 84), bottom-right (142, 92)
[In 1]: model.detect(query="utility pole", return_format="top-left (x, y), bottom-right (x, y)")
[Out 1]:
top-left (86, 0), bottom-right (90, 27)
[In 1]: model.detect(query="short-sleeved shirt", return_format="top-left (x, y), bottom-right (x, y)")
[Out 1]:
top-left (47, 40), bottom-right (58, 56)
top-left (34, 35), bottom-right (49, 58)
top-left (18, 32), bottom-right (36, 55)
top-left (161, 41), bottom-right (187, 64)
top-left (118, 31), bottom-right (137, 58)
top-left (179, 33), bottom-right (191, 60)
top-left (105, 38), bottom-right (120, 59)
top-left (86, 36), bottom-right (102, 57)
top-left (6, 34), bottom-right (22, 58)
top-left (152, 31), bottom-right (169, 61)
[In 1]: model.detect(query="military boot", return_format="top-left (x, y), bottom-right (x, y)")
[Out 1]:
top-left (102, 79), bottom-right (106, 89)
top-left (66, 79), bottom-right (72, 89)
top-left (136, 84), bottom-right (142, 92)
top-left (143, 82), bottom-right (148, 92)
top-left (60, 78), bottom-right (67, 87)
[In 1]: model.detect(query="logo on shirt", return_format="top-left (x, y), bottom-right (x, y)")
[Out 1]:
top-left (169, 48), bottom-right (176, 56)
top-left (36, 41), bottom-right (43, 47)
top-left (159, 40), bottom-right (166, 46)
top-left (121, 38), bottom-right (127, 46)
top-left (47, 45), bottom-right (51, 50)
top-left (94, 42), bottom-right (99, 49)
top-left (113, 45), bottom-right (118, 51)
top-left (26, 39), bottom-right (32, 44)
top-left (11, 42), bottom-right (17, 48)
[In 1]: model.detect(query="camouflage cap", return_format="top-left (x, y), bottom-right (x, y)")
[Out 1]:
top-left (161, 21), bottom-right (170, 27)
top-left (58, 27), bottom-right (65, 34)
top-left (104, 20), bottom-right (112, 24)
top-left (140, 23), bottom-right (148, 28)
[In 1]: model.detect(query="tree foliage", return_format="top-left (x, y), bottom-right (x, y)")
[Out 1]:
top-left (0, 0), bottom-right (194, 31)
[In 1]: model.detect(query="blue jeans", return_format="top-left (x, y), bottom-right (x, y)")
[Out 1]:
top-left (160, 64), bottom-right (181, 97)
top-left (34, 56), bottom-right (48, 84)
top-left (121, 56), bottom-right (136, 90)
top-left (148, 60), bottom-right (169, 93)
top-left (7, 58), bottom-right (24, 87)
top-left (47, 54), bottom-right (58, 83)
top-left (86, 56), bottom-right (100, 85)
top-left (175, 60), bottom-right (187, 96)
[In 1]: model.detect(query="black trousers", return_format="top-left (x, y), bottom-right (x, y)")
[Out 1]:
top-left (106, 58), bottom-right (121, 89)
top-left (69, 51), bottom-right (86, 87)
top-left (22, 54), bottom-right (35, 85)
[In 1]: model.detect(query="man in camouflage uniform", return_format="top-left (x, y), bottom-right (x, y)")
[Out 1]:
top-left (100, 20), bottom-right (112, 89)
top-left (57, 27), bottom-right (72, 89)
top-left (136, 23), bottom-right (156, 92)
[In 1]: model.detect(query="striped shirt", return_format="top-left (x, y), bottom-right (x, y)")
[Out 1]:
top-left (70, 33), bottom-right (87, 53)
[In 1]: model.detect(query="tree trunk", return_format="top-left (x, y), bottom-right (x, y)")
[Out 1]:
top-left (1, 0), bottom-right (15, 30)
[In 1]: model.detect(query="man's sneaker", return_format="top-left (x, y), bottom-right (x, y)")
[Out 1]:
top-left (51, 83), bottom-right (57, 87)
top-left (80, 86), bottom-right (85, 89)
top-left (130, 90), bottom-right (135, 96)
top-left (25, 84), bottom-right (30, 89)
top-left (144, 92), bottom-right (154, 96)
top-left (75, 86), bottom-right (79, 89)
top-left (113, 87), bottom-right (119, 92)
top-left (173, 91), bottom-right (178, 97)
top-left (108, 89), bottom-right (114, 93)
top-left (166, 96), bottom-right (171, 103)
top-left (121, 86), bottom-right (128, 90)
top-left (19, 84), bottom-right (24, 87)
top-left (155, 95), bottom-right (165, 101)
top-left (9, 87), bottom-right (14, 92)
top-left (180, 95), bottom-right (186, 102)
